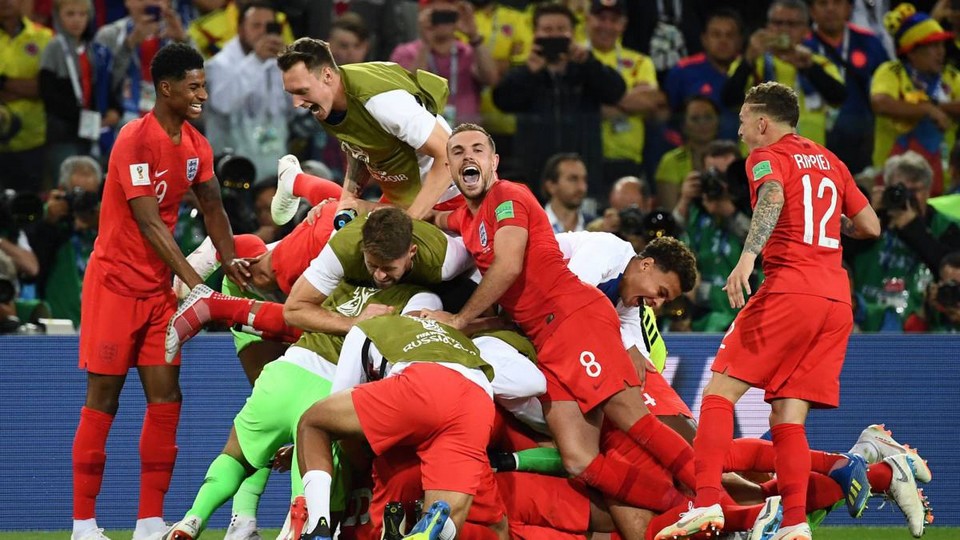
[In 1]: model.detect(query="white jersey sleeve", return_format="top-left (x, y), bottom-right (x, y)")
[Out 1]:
top-left (332, 326), bottom-right (377, 393)
top-left (441, 235), bottom-right (475, 280)
top-left (302, 244), bottom-right (345, 296)
top-left (364, 89), bottom-right (439, 150)
top-left (558, 231), bottom-right (635, 287)
top-left (401, 292), bottom-right (444, 314)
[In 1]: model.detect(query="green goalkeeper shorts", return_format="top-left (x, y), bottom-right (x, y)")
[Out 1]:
top-left (222, 276), bottom-right (263, 354)
top-left (234, 360), bottom-right (332, 470)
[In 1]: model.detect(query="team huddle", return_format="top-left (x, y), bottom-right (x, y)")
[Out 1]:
top-left (71, 38), bottom-right (933, 540)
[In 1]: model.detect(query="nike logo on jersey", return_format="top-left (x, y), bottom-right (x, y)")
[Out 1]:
top-left (155, 169), bottom-right (169, 178)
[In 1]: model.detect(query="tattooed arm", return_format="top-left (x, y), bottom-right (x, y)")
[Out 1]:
top-left (723, 181), bottom-right (784, 308)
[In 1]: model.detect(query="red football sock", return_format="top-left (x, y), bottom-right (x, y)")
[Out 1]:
top-left (139, 402), bottom-right (181, 519)
top-left (577, 453), bottom-right (688, 512)
top-left (868, 462), bottom-right (893, 493)
top-left (693, 395), bottom-right (735, 507)
top-left (73, 407), bottom-right (114, 519)
top-left (206, 293), bottom-right (255, 324)
top-left (754, 473), bottom-right (844, 513)
top-left (252, 302), bottom-right (303, 342)
top-left (294, 173), bottom-right (342, 205)
top-left (626, 414), bottom-right (696, 491)
top-left (771, 423), bottom-right (810, 526)
top-left (720, 503), bottom-right (764, 531)
top-left (726, 438), bottom-right (844, 474)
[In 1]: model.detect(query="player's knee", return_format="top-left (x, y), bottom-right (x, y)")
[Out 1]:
top-left (296, 400), bottom-right (328, 436)
top-left (145, 389), bottom-right (182, 404)
top-left (489, 515), bottom-right (509, 540)
top-left (559, 447), bottom-right (596, 477)
top-left (85, 394), bottom-right (121, 415)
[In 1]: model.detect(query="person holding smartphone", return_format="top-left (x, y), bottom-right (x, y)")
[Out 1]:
top-left (205, 0), bottom-right (293, 183)
top-left (491, 2), bottom-right (626, 195)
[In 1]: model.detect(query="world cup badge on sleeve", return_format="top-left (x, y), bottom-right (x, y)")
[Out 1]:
top-left (186, 157), bottom-right (199, 182)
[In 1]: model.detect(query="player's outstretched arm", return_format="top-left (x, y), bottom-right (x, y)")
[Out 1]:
top-left (129, 196), bottom-right (205, 289)
top-left (724, 181), bottom-right (784, 309)
top-left (841, 207), bottom-right (881, 240)
top-left (406, 121), bottom-right (453, 220)
top-left (193, 177), bottom-right (249, 288)
top-left (426, 225), bottom-right (527, 329)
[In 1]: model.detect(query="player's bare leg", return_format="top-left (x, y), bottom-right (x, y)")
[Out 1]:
top-left (606, 503), bottom-right (654, 540)
top-left (136, 366), bottom-right (183, 539)
top-left (237, 340), bottom-right (289, 385)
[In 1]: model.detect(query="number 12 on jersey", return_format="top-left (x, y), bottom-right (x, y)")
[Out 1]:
top-left (801, 174), bottom-right (839, 249)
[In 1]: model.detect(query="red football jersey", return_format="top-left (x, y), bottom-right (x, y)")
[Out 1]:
top-left (447, 180), bottom-right (605, 344)
top-left (745, 134), bottom-right (868, 303)
top-left (92, 112), bottom-right (214, 297)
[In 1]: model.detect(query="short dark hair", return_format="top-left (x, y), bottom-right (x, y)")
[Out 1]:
top-left (450, 122), bottom-right (496, 153)
top-left (237, 0), bottom-right (276, 26)
top-left (150, 43), bottom-right (204, 90)
top-left (704, 8), bottom-right (744, 36)
top-left (941, 251), bottom-right (960, 275)
top-left (533, 3), bottom-right (576, 30)
top-left (682, 95), bottom-right (719, 118)
top-left (362, 207), bottom-right (414, 261)
top-left (743, 81), bottom-right (800, 128)
top-left (278, 37), bottom-right (338, 73)
top-left (331, 12), bottom-right (370, 42)
top-left (638, 236), bottom-right (698, 293)
top-left (705, 139), bottom-right (742, 159)
top-left (541, 152), bottom-right (583, 185)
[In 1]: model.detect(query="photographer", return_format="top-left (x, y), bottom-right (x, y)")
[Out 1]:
top-left (26, 155), bottom-right (101, 326)
top-left (905, 251), bottom-right (960, 332)
top-left (845, 151), bottom-right (960, 331)
top-left (0, 189), bottom-right (40, 281)
top-left (492, 2), bottom-right (626, 191)
top-left (673, 140), bottom-right (757, 332)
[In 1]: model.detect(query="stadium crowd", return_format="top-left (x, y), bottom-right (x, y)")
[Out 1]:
top-left (0, 0), bottom-right (952, 538)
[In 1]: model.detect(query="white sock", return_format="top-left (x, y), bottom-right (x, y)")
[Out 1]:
top-left (134, 517), bottom-right (166, 535)
top-left (438, 518), bottom-right (457, 540)
top-left (302, 470), bottom-right (332, 532)
top-left (73, 518), bottom-right (98, 534)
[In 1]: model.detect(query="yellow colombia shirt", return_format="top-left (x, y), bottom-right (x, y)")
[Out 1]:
top-left (188, 1), bottom-right (296, 59)
top-left (730, 53), bottom-right (843, 145)
top-left (0, 17), bottom-right (53, 152)
top-left (870, 59), bottom-right (960, 169)
top-left (475, 4), bottom-right (531, 135)
top-left (655, 145), bottom-right (695, 188)
top-left (593, 43), bottom-right (656, 163)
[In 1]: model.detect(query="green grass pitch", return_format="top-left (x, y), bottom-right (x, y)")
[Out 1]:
top-left (2, 528), bottom-right (958, 539)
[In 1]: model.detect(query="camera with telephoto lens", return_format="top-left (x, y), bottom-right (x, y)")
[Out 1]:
top-left (882, 183), bottom-right (913, 211)
top-left (938, 281), bottom-right (960, 309)
top-left (0, 189), bottom-right (43, 230)
top-left (0, 277), bottom-right (15, 304)
top-left (700, 167), bottom-right (728, 200)
top-left (63, 187), bottom-right (100, 217)
top-left (216, 152), bottom-right (257, 191)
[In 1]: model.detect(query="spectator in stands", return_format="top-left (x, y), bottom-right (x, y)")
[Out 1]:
top-left (350, 0), bottom-right (415, 61)
top-left (492, 2), bottom-right (625, 193)
top-left (26, 155), bottom-right (100, 327)
top-left (872, 2), bottom-right (960, 196)
top-left (0, 0), bottom-right (54, 191)
top-left (721, 0), bottom-right (847, 145)
top-left (654, 95), bottom-right (719, 209)
top-left (390, 0), bottom-right (497, 125)
top-left (805, 0), bottom-right (889, 175)
top-left (205, 0), bottom-right (294, 181)
top-left (621, 0), bottom-right (708, 83)
top-left (665, 9), bottom-right (744, 141)
top-left (328, 12), bottom-right (370, 66)
top-left (587, 175), bottom-right (651, 233)
top-left (905, 250), bottom-right (960, 332)
top-left (845, 151), bottom-right (960, 331)
top-left (95, 0), bottom-right (191, 125)
top-left (0, 191), bottom-right (40, 281)
top-left (251, 178), bottom-right (285, 243)
top-left (188, 0), bottom-right (295, 59)
top-left (542, 153), bottom-right (593, 233)
top-left (585, 0), bottom-right (665, 192)
top-left (40, 0), bottom-right (121, 179)
top-left (851, 0), bottom-right (895, 57)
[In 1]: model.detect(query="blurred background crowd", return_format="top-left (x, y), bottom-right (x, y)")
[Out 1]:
top-left (2, 0), bottom-right (960, 334)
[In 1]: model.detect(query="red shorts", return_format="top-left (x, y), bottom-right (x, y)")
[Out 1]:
top-left (712, 291), bottom-right (852, 408)
top-left (367, 448), bottom-right (505, 537)
top-left (79, 265), bottom-right (178, 375)
top-left (271, 203), bottom-right (337, 295)
top-left (537, 300), bottom-right (641, 413)
top-left (496, 472), bottom-right (590, 534)
top-left (352, 363), bottom-right (495, 495)
top-left (489, 407), bottom-right (545, 452)
top-left (642, 371), bottom-right (693, 418)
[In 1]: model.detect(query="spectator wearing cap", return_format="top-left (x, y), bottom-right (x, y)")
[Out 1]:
top-left (389, 0), bottom-right (498, 125)
top-left (585, 0), bottom-right (665, 191)
top-left (872, 2), bottom-right (960, 195)
top-left (804, 0), bottom-right (889, 176)
top-left (493, 2), bottom-right (625, 194)
top-left (205, 0), bottom-right (295, 182)
top-left (0, 0), bottom-right (54, 191)
top-left (541, 152), bottom-right (594, 233)
top-left (665, 9), bottom-right (743, 141)
top-left (721, 0), bottom-right (847, 146)
top-left (654, 95), bottom-right (719, 210)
